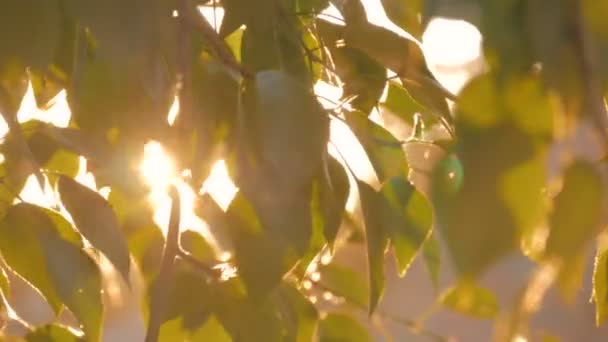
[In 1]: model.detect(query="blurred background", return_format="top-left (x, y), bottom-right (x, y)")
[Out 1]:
top-left (3, 0), bottom-right (608, 341)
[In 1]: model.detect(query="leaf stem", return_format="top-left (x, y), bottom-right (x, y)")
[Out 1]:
top-left (144, 186), bottom-right (181, 342)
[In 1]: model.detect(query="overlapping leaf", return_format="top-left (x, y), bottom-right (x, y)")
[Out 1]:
top-left (58, 175), bottom-right (130, 282)
top-left (0, 203), bottom-right (102, 341)
top-left (345, 110), bottom-right (408, 182)
top-left (357, 180), bottom-right (388, 314)
top-left (380, 176), bottom-right (433, 276)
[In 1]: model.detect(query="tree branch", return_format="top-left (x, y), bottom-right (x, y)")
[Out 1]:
top-left (182, 2), bottom-right (253, 79)
top-left (144, 186), bottom-right (181, 342)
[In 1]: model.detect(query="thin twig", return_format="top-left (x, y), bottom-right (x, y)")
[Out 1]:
top-left (182, 2), bottom-right (253, 79)
top-left (378, 310), bottom-right (448, 342)
top-left (144, 186), bottom-right (181, 342)
top-left (310, 278), bottom-right (448, 342)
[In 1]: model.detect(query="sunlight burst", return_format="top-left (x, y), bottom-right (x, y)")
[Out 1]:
top-left (140, 141), bottom-right (176, 192)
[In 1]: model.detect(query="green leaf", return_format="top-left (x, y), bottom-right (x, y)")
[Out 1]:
top-left (336, 47), bottom-right (387, 113)
top-left (318, 313), bottom-right (372, 342)
top-left (422, 232), bottom-right (441, 289)
top-left (0, 67), bottom-right (28, 117)
top-left (225, 193), bottom-right (296, 297)
top-left (357, 180), bottom-right (388, 314)
top-left (0, 0), bottom-right (61, 71)
top-left (159, 315), bottom-right (232, 342)
top-left (318, 263), bottom-right (368, 308)
top-left (240, 8), bottom-right (309, 80)
top-left (68, 0), bottom-right (177, 139)
top-left (275, 284), bottom-right (318, 342)
top-left (43, 150), bottom-right (80, 186)
top-left (432, 126), bottom-right (536, 275)
top-left (126, 224), bottom-right (164, 284)
top-left (58, 175), bottom-right (130, 282)
top-left (431, 73), bottom-right (551, 276)
top-left (379, 0), bottom-right (423, 38)
top-left (180, 230), bottom-right (217, 263)
top-left (320, 157), bottom-right (350, 247)
top-left (593, 234), bottom-right (608, 326)
top-left (30, 70), bottom-right (64, 109)
top-left (380, 81), bottom-right (426, 125)
top-left (545, 161), bottom-right (603, 258)
top-left (317, 20), bottom-right (387, 113)
top-left (380, 176), bottom-right (433, 277)
top-left (160, 260), bottom-right (212, 330)
top-left (292, 180), bottom-right (328, 279)
top-left (26, 324), bottom-right (83, 342)
top-left (343, 21), bottom-right (423, 77)
top-left (0, 204), bottom-right (71, 312)
top-left (212, 278), bottom-right (285, 342)
top-left (400, 77), bottom-right (453, 129)
top-left (555, 251), bottom-right (586, 302)
top-left (158, 318), bottom-right (190, 342)
top-left (439, 281), bottom-right (499, 319)
top-left (41, 234), bottom-right (103, 341)
top-left (191, 316), bottom-right (231, 342)
top-left (0, 203), bottom-right (103, 340)
top-left (345, 110), bottom-right (408, 182)
top-left (241, 70), bottom-right (329, 190)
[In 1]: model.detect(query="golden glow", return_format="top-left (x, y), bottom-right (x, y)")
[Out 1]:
top-left (167, 96), bottom-right (180, 125)
top-left (140, 141), bottom-right (176, 192)
top-left (200, 160), bottom-right (238, 211)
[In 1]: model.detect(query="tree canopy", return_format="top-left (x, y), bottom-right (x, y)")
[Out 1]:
top-left (1, 0), bottom-right (608, 341)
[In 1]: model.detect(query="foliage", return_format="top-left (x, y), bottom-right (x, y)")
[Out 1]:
top-left (0, 0), bottom-right (608, 341)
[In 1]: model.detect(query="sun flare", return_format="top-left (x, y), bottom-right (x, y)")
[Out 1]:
top-left (140, 141), bottom-right (176, 192)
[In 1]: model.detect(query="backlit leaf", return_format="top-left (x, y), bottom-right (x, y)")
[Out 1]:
top-left (380, 81), bottom-right (426, 125)
top-left (439, 281), bottom-right (499, 319)
top-left (58, 175), bottom-right (130, 282)
top-left (318, 313), bottom-right (372, 342)
top-left (545, 161), bottom-right (603, 258)
top-left (345, 110), bottom-right (408, 182)
top-left (242, 70), bottom-right (329, 190)
top-left (317, 19), bottom-right (386, 113)
top-left (380, 176), bottom-right (433, 276)
top-left (40, 233), bottom-right (103, 341)
top-left (379, 0), bottom-right (423, 38)
top-left (276, 284), bottom-right (318, 342)
top-left (357, 180), bottom-right (388, 314)
top-left (0, 204), bottom-right (70, 312)
top-left (318, 263), bottom-right (368, 308)
top-left (320, 157), bottom-right (350, 247)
